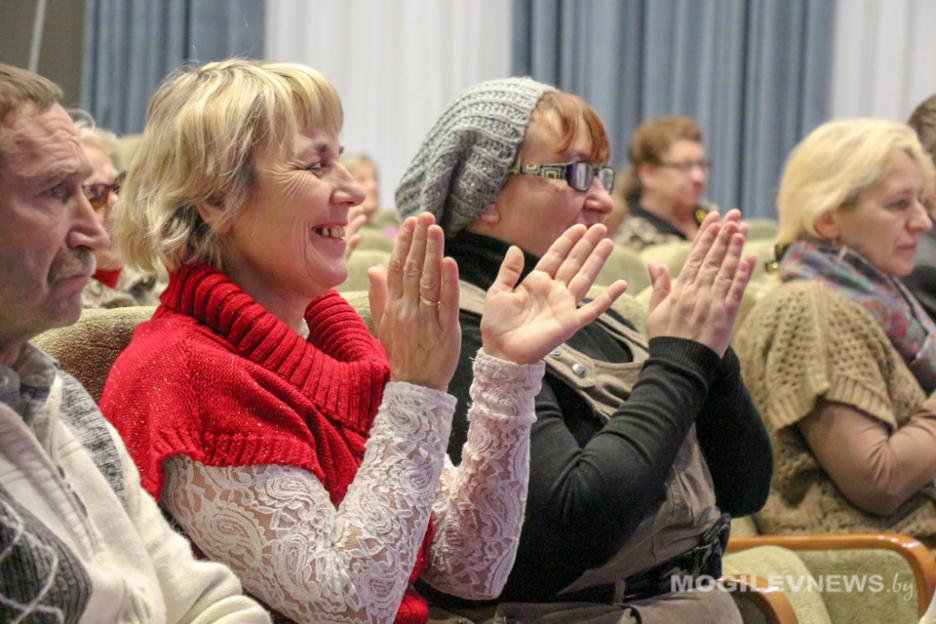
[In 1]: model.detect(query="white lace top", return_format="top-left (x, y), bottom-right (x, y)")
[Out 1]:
top-left (162, 350), bottom-right (543, 624)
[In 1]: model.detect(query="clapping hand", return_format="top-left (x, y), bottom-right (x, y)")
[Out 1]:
top-left (343, 204), bottom-right (368, 260)
top-left (367, 213), bottom-right (461, 392)
top-left (645, 209), bottom-right (756, 357)
top-left (480, 223), bottom-right (628, 365)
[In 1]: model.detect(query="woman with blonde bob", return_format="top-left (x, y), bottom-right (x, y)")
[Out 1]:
top-left (100, 59), bottom-right (627, 623)
top-left (736, 118), bottom-right (936, 542)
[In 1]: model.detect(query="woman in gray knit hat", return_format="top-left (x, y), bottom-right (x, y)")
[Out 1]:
top-left (397, 77), bottom-right (772, 624)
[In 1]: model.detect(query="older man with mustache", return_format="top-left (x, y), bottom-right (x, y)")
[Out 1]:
top-left (0, 63), bottom-right (269, 623)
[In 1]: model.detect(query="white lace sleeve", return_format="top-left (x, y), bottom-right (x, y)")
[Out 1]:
top-left (422, 349), bottom-right (544, 599)
top-left (161, 382), bottom-right (455, 624)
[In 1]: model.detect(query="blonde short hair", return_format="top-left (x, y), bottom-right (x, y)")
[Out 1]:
top-left (776, 118), bottom-right (936, 250)
top-left (113, 58), bottom-right (343, 273)
top-left (71, 110), bottom-right (118, 153)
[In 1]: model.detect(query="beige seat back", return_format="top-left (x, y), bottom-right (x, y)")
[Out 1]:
top-left (339, 250), bottom-right (390, 293)
top-left (356, 228), bottom-right (396, 253)
top-left (34, 306), bottom-right (156, 402)
top-left (597, 244), bottom-right (650, 293)
top-left (640, 240), bottom-right (692, 277)
top-left (744, 218), bottom-right (779, 241)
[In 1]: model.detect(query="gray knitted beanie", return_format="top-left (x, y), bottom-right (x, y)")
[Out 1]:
top-left (395, 77), bottom-right (556, 236)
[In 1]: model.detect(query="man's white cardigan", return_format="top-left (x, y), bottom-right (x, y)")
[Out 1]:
top-left (0, 344), bottom-right (269, 624)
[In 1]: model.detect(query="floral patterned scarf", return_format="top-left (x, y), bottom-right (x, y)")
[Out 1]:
top-left (780, 238), bottom-right (936, 394)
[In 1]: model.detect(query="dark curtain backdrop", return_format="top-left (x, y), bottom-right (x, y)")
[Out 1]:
top-left (512, 0), bottom-right (834, 219)
top-left (81, 0), bottom-right (264, 135)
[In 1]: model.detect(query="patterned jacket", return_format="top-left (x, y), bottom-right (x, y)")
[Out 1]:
top-left (83, 266), bottom-right (165, 309)
top-left (613, 199), bottom-right (711, 252)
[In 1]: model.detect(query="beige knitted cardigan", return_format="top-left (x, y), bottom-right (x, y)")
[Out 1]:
top-left (735, 279), bottom-right (936, 541)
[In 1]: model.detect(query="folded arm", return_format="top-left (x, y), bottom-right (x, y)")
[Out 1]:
top-left (798, 399), bottom-right (936, 516)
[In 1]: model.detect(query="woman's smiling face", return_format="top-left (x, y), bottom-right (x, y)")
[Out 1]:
top-left (221, 126), bottom-right (365, 312)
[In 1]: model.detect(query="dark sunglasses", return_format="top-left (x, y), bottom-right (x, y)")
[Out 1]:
top-left (510, 160), bottom-right (614, 192)
top-left (83, 170), bottom-right (126, 211)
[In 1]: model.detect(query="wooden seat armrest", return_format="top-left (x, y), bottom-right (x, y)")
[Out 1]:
top-left (721, 575), bottom-right (799, 624)
top-left (728, 532), bottom-right (936, 616)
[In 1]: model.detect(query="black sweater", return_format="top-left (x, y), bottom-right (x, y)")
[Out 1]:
top-left (429, 230), bottom-right (772, 604)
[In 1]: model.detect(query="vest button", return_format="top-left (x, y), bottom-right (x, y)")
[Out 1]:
top-left (571, 363), bottom-right (587, 378)
top-left (550, 349), bottom-right (561, 358)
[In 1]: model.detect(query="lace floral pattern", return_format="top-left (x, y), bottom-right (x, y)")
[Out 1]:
top-left (422, 351), bottom-right (542, 598)
top-left (162, 350), bottom-right (543, 624)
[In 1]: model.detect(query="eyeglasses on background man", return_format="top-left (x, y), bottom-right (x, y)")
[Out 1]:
top-left (657, 160), bottom-right (713, 174)
top-left (83, 170), bottom-right (126, 211)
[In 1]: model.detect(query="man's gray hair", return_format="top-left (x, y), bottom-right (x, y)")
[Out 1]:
top-left (0, 64), bottom-right (63, 166)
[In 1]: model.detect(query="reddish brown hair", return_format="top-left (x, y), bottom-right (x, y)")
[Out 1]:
top-left (909, 94), bottom-right (936, 167)
top-left (534, 90), bottom-right (610, 165)
top-left (619, 116), bottom-right (702, 201)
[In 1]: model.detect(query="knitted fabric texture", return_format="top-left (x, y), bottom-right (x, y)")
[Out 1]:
top-left (100, 263), bottom-right (433, 623)
top-left (395, 77), bottom-right (555, 235)
top-left (735, 279), bottom-right (936, 540)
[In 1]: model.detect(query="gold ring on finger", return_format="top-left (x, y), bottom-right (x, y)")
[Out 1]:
top-left (420, 296), bottom-right (441, 307)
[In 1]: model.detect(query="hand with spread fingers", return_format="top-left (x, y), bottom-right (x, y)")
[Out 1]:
top-left (480, 223), bottom-right (629, 365)
top-left (343, 204), bottom-right (368, 260)
top-left (645, 209), bottom-right (756, 357)
top-left (368, 213), bottom-right (462, 391)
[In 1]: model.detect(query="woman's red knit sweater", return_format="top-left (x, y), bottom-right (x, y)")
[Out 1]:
top-left (100, 263), bottom-right (433, 623)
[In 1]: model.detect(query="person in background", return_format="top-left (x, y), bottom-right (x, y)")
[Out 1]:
top-left (344, 152), bottom-right (398, 230)
top-left (609, 116), bottom-right (714, 251)
top-left (397, 77), bottom-right (771, 623)
top-left (101, 59), bottom-right (626, 624)
top-left (736, 118), bottom-right (936, 543)
top-left (903, 94), bottom-right (936, 321)
top-left (0, 62), bottom-right (269, 624)
top-left (73, 115), bottom-right (163, 308)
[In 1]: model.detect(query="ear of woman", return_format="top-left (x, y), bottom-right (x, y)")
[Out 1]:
top-left (813, 210), bottom-right (840, 242)
top-left (194, 198), bottom-right (227, 233)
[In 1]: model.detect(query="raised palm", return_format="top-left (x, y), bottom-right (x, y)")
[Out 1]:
top-left (481, 224), bottom-right (628, 365)
top-left (643, 209), bottom-right (756, 358)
